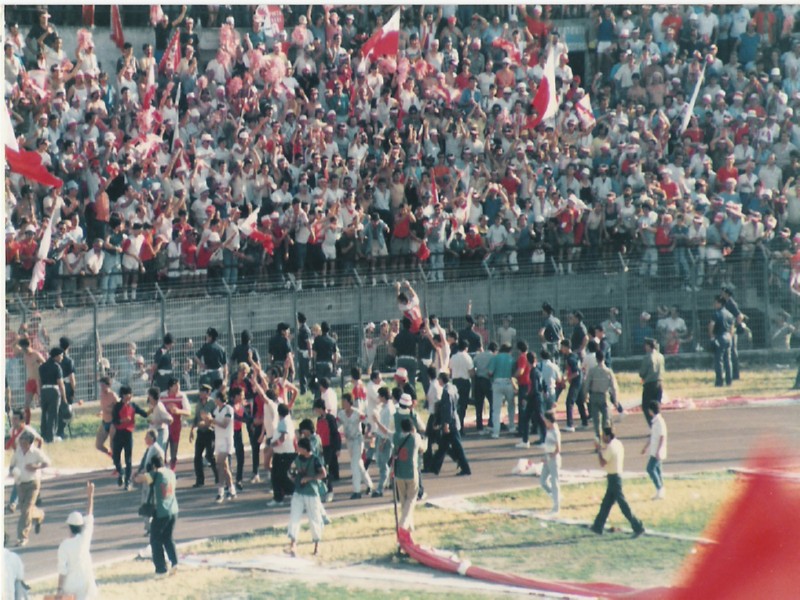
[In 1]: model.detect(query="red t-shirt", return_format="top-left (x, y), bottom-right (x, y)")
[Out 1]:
top-left (196, 244), bottom-right (213, 269)
top-left (181, 240), bottom-right (197, 268)
top-left (515, 354), bottom-right (531, 386)
top-left (557, 207), bottom-right (577, 234)
top-left (316, 415), bottom-right (331, 447)
top-left (116, 403), bottom-right (136, 433)
top-left (233, 402), bottom-right (244, 431)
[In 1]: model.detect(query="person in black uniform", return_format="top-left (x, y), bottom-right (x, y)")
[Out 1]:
top-left (392, 318), bottom-right (418, 387)
top-left (459, 315), bottom-right (482, 356)
top-left (39, 347), bottom-right (66, 443)
top-left (296, 313), bottom-right (312, 395)
top-left (152, 333), bottom-right (175, 392)
top-left (268, 323), bottom-right (294, 378)
top-left (709, 295), bottom-right (735, 387)
top-left (312, 321), bottom-right (338, 393)
top-left (196, 327), bottom-right (228, 388)
top-left (720, 286), bottom-right (744, 380)
top-left (230, 329), bottom-right (260, 371)
top-left (430, 373), bottom-right (471, 476)
top-left (55, 337), bottom-right (76, 440)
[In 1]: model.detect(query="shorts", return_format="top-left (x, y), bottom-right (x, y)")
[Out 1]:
top-left (391, 237), bottom-right (410, 256)
top-left (25, 379), bottom-right (39, 394)
top-left (370, 241), bottom-right (388, 257)
top-left (322, 245), bottom-right (336, 261)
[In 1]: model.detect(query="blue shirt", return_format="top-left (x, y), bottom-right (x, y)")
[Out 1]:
top-left (488, 352), bottom-right (514, 380)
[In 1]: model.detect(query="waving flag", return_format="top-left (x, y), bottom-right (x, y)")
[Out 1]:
top-left (255, 5), bottom-right (285, 37)
top-left (110, 6), bottom-right (125, 51)
top-left (150, 5), bottom-right (165, 27)
top-left (29, 197), bottom-right (63, 293)
top-left (361, 9), bottom-right (400, 64)
top-left (3, 102), bottom-right (63, 189)
top-left (575, 93), bottom-right (596, 130)
top-left (159, 29), bottom-right (181, 74)
top-left (528, 45), bottom-right (558, 129)
top-left (679, 63), bottom-right (707, 134)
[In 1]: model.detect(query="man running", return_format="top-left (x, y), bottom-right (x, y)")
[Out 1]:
top-left (16, 337), bottom-right (45, 425)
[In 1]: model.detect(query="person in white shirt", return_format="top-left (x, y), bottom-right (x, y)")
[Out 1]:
top-left (539, 411), bottom-right (561, 515)
top-left (57, 482), bottom-right (98, 600)
top-left (449, 340), bottom-right (475, 431)
top-left (642, 401), bottom-right (668, 500)
top-left (11, 430), bottom-right (50, 546)
top-left (3, 546), bottom-right (26, 600)
top-left (208, 391), bottom-right (235, 503)
top-left (337, 393), bottom-right (373, 499)
top-left (371, 387), bottom-right (396, 497)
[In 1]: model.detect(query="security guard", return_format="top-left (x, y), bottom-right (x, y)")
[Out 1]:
top-left (583, 350), bottom-right (620, 439)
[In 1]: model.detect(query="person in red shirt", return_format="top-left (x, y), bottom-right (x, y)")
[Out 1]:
top-left (395, 280), bottom-right (424, 334)
top-left (313, 398), bottom-right (341, 502)
top-left (716, 155), bottom-right (739, 191)
top-left (391, 204), bottom-right (414, 271)
top-left (160, 377), bottom-right (191, 470)
top-left (521, 5), bottom-right (549, 42)
top-left (514, 340), bottom-right (532, 427)
top-left (556, 197), bottom-right (579, 274)
top-left (111, 385), bottom-right (148, 490)
top-left (230, 386), bottom-right (247, 492)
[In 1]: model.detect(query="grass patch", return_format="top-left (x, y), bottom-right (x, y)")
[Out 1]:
top-left (30, 473), bottom-right (739, 597)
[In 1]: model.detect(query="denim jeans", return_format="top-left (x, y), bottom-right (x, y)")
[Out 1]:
top-left (646, 455), bottom-right (663, 491)
top-left (714, 334), bottom-right (732, 386)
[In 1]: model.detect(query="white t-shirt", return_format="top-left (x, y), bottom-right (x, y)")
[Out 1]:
top-left (213, 403), bottom-right (234, 454)
top-left (4, 549), bottom-right (25, 600)
top-left (273, 415), bottom-right (296, 454)
top-left (449, 351), bottom-right (474, 380)
top-left (321, 388), bottom-right (338, 415)
top-left (648, 413), bottom-right (668, 460)
top-left (57, 514), bottom-right (98, 600)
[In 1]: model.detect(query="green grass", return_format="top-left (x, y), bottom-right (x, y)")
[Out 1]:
top-left (31, 473), bottom-right (739, 598)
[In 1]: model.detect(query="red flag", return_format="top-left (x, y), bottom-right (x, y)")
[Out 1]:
top-left (416, 241), bottom-right (431, 261)
top-left (110, 6), bottom-right (125, 51)
top-left (82, 5), bottom-right (95, 27)
top-left (361, 9), bottom-right (400, 63)
top-left (6, 148), bottom-right (63, 189)
top-left (528, 45), bottom-right (558, 129)
top-left (492, 38), bottom-right (521, 66)
top-left (159, 29), bottom-right (181, 75)
top-left (150, 5), bottom-right (165, 27)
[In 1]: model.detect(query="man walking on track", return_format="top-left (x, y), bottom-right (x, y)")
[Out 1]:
top-left (393, 417), bottom-right (423, 531)
top-left (160, 378), bottom-right (191, 471)
top-left (590, 426), bottom-right (645, 537)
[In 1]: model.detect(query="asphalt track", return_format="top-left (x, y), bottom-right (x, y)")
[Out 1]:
top-left (6, 402), bottom-right (800, 582)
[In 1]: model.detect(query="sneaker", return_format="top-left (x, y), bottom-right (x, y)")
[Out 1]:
top-left (7, 502), bottom-right (17, 513)
top-left (266, 499), bottom-right (282, 508)
top-left (125, 481), bottom-right (133, 492)
top-left (490, 434), bottom-right (500, 439)
top-left (227, 492), bottom-right (237, 501)
top-left (154, 572), bottom-right (169, 579)
top-left (365, 487), bottom-right (372, 496)
top-left (117, 476), bottom-right (123, 488)
top-left (456, 470), bottom-right (472, 476)
top-left (350, 492), bottom-right (362, 500)
top-left (324, 492), bottom-right (334, 503)
top-left (515, 441), bottom-right (530, 449)
top-left (169, 565), bottom-right (179, 576)
top-left (192, 482), bottom-right (204, 488)
top-left (214, 494), bottom-right (224, 504)
top-left (235, 481), bottom-right (244, 492)
top-left (479, 429), bottom-right (492, 436)
top-left (632, 528), bottom-right (646, 538)
top-left (653, 488), bottom-right (665, 500)
top-left (371, 490), bottom-right (383, 498)
top-left (507, 426), bottom-right (517, 435)
top-left (563, 426), bottom-right (576, 433)
top-left (250, 474), bottom-right (261, 484)
top-left (53, 436), bottom-right (63, 442)
top-left (16, 538), bottom-right (28, 547)
top-left (589, 525), bottom-right (603, 535)
top-left (417, 492), bottom-right (428, 502)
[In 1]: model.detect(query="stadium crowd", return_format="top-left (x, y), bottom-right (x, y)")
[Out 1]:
top-left (6, 4), bottom-right (800, 309)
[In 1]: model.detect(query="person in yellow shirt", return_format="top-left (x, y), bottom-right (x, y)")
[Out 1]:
top-left (590, 426), bottom-right (645, 537)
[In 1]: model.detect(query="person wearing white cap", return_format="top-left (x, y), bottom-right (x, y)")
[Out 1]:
top-left (57, 482), bottom-right (98, 600)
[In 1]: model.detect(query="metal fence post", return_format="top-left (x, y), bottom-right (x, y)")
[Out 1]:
top-left (485, 266), bottom-right (495, 339)
top-left (418, 264), bottom-right (429, 319)
top-left (85, 290), bottom-right (99, 402)
top-left (762, 248), bottom-right (772, 348)
top-left (155, 282), bottom-right (167, 337)
top-left (621, 267), bottom-right (630, 357)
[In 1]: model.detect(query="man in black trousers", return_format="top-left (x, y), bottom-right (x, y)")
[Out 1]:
top-left (430, 372), bottom-right (471, 476)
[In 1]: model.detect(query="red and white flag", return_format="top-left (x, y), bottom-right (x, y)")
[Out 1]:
top-left (528, 45), bottom-right (558, 129)
top-left (110, 6), bottom-right (125, 51)
top-left (150, 5), bottom-right (165, 27)
top-left (255, 5), bottom-right (285, 37)
top-left (361, 9), bottom-right (400, 64)
top-left (29, 197), bottom-right (63, 294)
top-left (3, 101), bottom-right (63, 189)
top-left (238, 209), bottom-right (260, 237)
top-left (159, 29), bottom-right (181, 74)
top-left (430, 173), bottom-right (440, 205)
top-left (575, 93), bottom-right (596, 130)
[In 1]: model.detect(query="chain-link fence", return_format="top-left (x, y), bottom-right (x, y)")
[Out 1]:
top-left (7, 246), bottom-right (799, 408)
